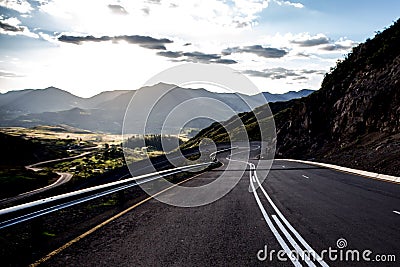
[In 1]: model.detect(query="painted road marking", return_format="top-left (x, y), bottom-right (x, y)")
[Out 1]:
top-left (302, 175), bottom-right (310, 179)
top-left (227, 150), bottom-right (301, 266)
top-left (393, 211), bottom-right (400, 215)
top-left (253, 170), bottom-right (329, 267)
top-left (29, 173), bottom-right (204, 267)
top-left (272, 215), bottom-right (317, 267)
top-left (249, 175), bottom-right (302, 267)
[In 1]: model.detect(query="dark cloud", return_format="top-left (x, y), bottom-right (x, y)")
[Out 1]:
top-left (222, 45), bottom-right (288, 58)
top-left (157, 51), bottom-right (182, 58)
top-left (182, 51), bottom-right (220, 61)
top-left (301, 69), bottom-right (326, 75)
top-left (58, 35), bottom-right (112, 44)
top-left (0, 21), bottom-right (22, 32)
top-left (214, 59), bottom-right (237, 64)
top-left (108, 4), bottom-right (128, 15)
top-left (58, 34), bottom-right (172, 50)
top-left (146, 0), bottom-right (161, 4)
top-left (117, 35), bottom-right (172, 50)
top-left (291, 36), bottom-right (330, 47)
top-left (142, 7), bottom-right (150, 15)
top-left (244, 67), bottom-right (328, 80)
top-left (234, 21), bottom-right (250, 28)
top-left (0, 70), bottom-right (23, 78)
top-left (320, 43), bottom-right (354, 51)
top-left (293, 76), bottom-right (308, 80)
top-left (244, 68), bottom-right (299, 79)
top-left (296, 52), bottom-right (310, 57)
top-left (157, 49), bottom-right (237, 64)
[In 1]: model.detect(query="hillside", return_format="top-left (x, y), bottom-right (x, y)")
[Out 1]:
top-left (184, 19), bottom-right (400, 176)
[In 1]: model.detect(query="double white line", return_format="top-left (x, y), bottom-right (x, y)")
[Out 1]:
top-left (229, 153), bottom-right (329, 267)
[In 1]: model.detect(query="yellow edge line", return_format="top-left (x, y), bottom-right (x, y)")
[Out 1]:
top-left (29, 173), bottom-right (202, 267)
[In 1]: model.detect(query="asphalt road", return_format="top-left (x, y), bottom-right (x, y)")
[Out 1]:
top-left (0, 151), bottom-right (92, 205)
top-left (40, 147), bottom-right (400, 267)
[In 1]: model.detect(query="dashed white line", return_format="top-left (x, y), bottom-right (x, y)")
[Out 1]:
top-left (302, 175), bottom-right (310, 179)
top-left (393, 211), bottom-right (400, 215)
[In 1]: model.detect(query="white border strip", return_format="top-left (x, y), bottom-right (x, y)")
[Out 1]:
top-left (275, 159), bottom-right (400, 184)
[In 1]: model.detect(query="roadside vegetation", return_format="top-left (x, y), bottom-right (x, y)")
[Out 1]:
top-left (0, 127), bottom-right (186, 199)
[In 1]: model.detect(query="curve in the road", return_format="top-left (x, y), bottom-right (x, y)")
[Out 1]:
top-left (0, 151), bottom-right (94, 205)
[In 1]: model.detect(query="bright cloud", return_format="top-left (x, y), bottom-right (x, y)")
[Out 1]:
top-left (1, 0), bottom-right (395, 96)
top-left (0, 0), bottom-right (33, 13)
top-left (0, 16), bottom-right (38, 38)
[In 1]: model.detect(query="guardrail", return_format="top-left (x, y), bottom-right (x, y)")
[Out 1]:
top-left (0, 146), bottom-right (236, 230)
top-left (0, 162), bottom-right (213, 230)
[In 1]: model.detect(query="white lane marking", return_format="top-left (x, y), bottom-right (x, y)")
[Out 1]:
top-left (253, 171), bottom-right (329, 267)
top-left (272, 215), bottom-right (317, 267)
top-left (393, 211), bottom-right (400, 215)
top-left (249, 175), bottom-right (302, 267)
top-left (282, 165), bottom-right (286, 168)
top-left (302, 175), bottom-right (310, 179)
top-left (228, 156), bottom-right (301, 266)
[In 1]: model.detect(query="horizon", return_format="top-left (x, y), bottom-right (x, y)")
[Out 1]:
top-left (0, 83), bottom-right (316, 98)
top-left (0, 1), bottom-right (399, 97)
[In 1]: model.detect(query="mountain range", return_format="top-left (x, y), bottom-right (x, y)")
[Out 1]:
top-left (184, 19), bottom-right (400, 176)
top-left (0, 85), bottom-right (313, 133)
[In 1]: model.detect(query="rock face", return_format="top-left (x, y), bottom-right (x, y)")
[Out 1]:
top-left (274, 20), bottom-right (400, 175)
top-left (185, 19), bottom-right (400, 175)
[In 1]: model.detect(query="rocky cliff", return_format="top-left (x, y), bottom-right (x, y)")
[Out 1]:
top-left (184, 19), bottom-right (400, 176)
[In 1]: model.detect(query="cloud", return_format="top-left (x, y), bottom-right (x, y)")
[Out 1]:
top-left (142, 7), bottom-right (150, 15)
top-left (214, 59), bottom-right (237, 64)
top-left (244, 67), bottom-right (326, 80)
top-left (301, 69), bottom-right (326, 75)
top-left (58, 35), bottom-right (112, 44)
top-left (0, 16), bottom-right (38, 38)
top-left (157, 50), bottom-right (237, 64)
top-left (244, 67), bottom-right (299, 79)
top-left (0, 0), bottom-right (33, 13)
top-left (0, 70), bottom-right (23, 78)
top-left (320, 43), bottom-right (355, 51)
top-left (290, 34), bottom-right (358, 53)
top-left (291, 35), bottom-right (330, 47)
top-left (156, 50), bottom-right (182, 58)
top-left (117, 35), bottom-right (172, 49)
top-left (57, 34), bottom-right (173, 50)
top-left (107, 4), bottom-right (128, 15)
top-left (182, 51), bottom-right (220, 61)
top-left (222, 45), bottom-right (288, 58)
top-left (0, 21), bottom-right (22, 32)
top-left (274, 0), bottom-right (304, 8)
top-left (146, 0), bottom-right (162, 4)
top-left (292, 76), bottom-right (308, 80)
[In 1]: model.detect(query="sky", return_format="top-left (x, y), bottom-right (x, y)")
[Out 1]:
top-left (0, 0), bottom-right (399, 97)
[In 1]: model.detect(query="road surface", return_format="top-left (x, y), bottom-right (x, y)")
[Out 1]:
top-left (38, 147), bottom-right (400, 266)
